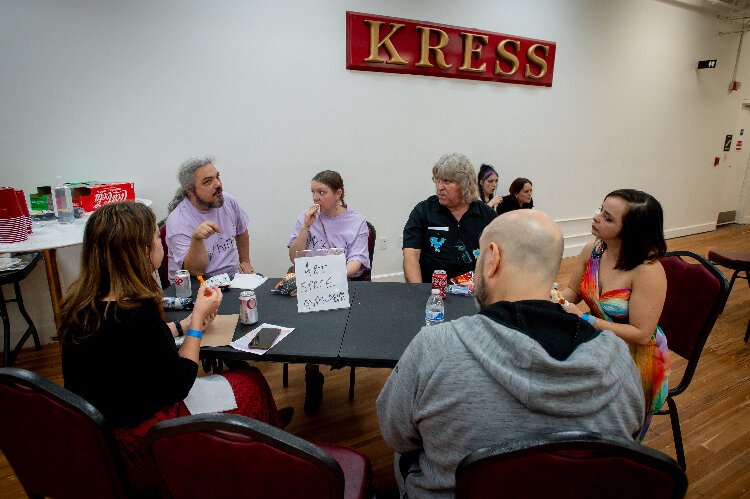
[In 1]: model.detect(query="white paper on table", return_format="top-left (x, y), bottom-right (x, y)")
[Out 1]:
top-left (183, 375), bottom-right (238, 414)
top-left (230, 273), bottom-right (268, 290)
top-left (230, 322), bottom-right (293, 354)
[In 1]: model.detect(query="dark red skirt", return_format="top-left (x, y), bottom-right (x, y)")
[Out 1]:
top-left (114, 365), bottom-right (279, 494)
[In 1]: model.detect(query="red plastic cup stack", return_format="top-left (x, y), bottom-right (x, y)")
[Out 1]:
top-left (15, 189), bottom-right (32, 235)
top-left (0, 186), bottom-right (30, 244)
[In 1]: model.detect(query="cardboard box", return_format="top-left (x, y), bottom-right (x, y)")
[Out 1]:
top-left (69, 182), bottom-right (135, 211)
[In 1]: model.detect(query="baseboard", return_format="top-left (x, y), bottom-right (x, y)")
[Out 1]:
top-left (372, 272), bottom-right (405, 282)
top-left (664, 222), bottom-right (717, 239)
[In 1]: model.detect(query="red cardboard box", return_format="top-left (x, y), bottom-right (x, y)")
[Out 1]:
top-left (70, 182), bottom-right (135, 211)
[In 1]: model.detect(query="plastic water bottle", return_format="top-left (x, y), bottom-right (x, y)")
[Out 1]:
top-left (53, 176), bottom-right (74, 224)
top-left (425, 288), bottom-right (445, 326)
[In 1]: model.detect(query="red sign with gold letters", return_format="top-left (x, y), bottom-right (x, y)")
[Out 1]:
top-left (346, 11), bottom-right (556, 87)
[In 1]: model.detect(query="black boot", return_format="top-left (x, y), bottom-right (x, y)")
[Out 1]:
top-left (304, 365), bottom-right (324, 414)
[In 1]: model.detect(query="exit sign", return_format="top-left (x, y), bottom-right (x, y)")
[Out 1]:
top-left (697, 59), bottom-right (717, 69)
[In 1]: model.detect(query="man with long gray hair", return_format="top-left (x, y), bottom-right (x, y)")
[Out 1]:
top-left (165, 157), bottom-right (256, 282)
top-left (402, 153), bottom-right (497, 283)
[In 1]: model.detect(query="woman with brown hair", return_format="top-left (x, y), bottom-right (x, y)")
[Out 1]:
top-left (59, 202), bottom-right (285, 493)
top-left (287, 170), bottom-right (370, 414)
top-left (496, 177), bottom-right (534, 215)
top-left (288, 169), bottom-right (370, 279)
top-left (557, 189), bottom-right (670, 439)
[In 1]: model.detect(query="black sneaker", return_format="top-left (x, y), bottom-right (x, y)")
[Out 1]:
top-left (277, 407), bottom-right (294, 429)
top-left (304, 369), bottom-right (324, 414)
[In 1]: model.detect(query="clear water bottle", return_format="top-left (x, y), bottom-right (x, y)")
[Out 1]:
top-left (53, 176), bottom-right (74, 224)
top-left (425, 288), bottom-right (445, 326)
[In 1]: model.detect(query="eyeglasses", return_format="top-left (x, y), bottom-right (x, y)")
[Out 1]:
top-left (432, 177), bottom-right (456, 185)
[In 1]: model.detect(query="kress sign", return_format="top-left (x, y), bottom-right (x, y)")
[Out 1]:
top-left (346, 12), bottom-right (556, 87)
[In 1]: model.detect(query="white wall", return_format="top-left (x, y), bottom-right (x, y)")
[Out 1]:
top-left (2, 0), bottom-right (750, 345)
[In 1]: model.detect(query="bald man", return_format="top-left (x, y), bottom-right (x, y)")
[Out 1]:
top-left (377, 210), bottom-right (645, 499)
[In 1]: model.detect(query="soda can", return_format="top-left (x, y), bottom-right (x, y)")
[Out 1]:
top-left (432, 269), bottom-right (448, 299)
top-left (239, 290), bottom-right (259, 325)
top-left (175, 270), bottom-right (192, 298)
top-left (162, 297), bottom-right (194, 310)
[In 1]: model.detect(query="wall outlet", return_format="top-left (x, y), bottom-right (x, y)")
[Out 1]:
top-left (378, 236), bottom-right (388, 251)
top-left (398, 236), bottom-right (403, 249)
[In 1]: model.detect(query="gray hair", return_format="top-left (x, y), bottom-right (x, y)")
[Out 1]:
top-left (432, 153), bottom-right (480, 204)
top-left (167, 157), bottom-right (215, 213)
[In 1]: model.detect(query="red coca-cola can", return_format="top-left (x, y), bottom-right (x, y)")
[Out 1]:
top-left (432, 270), bottom-right (447, 299)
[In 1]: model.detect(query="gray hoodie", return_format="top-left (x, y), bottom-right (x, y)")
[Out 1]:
top-left (377, 300), bottom-right (645, 499)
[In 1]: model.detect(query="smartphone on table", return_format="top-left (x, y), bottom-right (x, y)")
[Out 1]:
top-left (250, 327), bottom-right (281, 350)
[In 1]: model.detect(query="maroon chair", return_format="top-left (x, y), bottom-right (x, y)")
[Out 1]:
top-left (146, 413), bottom-right (371, 499)
top-left (157, 218), bottom-right (170, 289)
top-left (707, 248), bottom-right (750, 341)
top-left (456, 431), bottom-right (687, 499)
top-left (656, 251), bottom-right (728, 470)
top-left (0, 367), bottom-right (131, 499)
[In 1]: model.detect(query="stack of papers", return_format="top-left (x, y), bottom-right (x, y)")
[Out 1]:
top-left (230, 273), bottom-right (268, 290)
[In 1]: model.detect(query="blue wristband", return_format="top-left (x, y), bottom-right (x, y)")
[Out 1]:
top-left (186, 329), bottom-right (203, 339)
top-left (581, 313), bottom-right (597, 327)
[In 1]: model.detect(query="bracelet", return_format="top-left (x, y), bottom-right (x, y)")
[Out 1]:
top-left (174, 321), bottom-right (184, 337)
top-left (581, 313), bottom-right (597, 327)
top-left (185, 329), bottom-right (203, 339)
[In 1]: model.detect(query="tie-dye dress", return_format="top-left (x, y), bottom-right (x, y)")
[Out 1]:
top-left (578, 241), bottom-right (670, 432)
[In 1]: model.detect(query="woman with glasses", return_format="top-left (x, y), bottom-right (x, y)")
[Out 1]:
top-left (287, 170), bottom-right (370, 414)
top-left (496, 177), bottom-right (534, 215)
top-left (556, 189), bottom-right (670, 439)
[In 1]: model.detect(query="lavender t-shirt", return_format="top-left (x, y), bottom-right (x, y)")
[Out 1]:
top-left (287, 207), bottom-right (370, 276)
top-left (166, 193), bottom-right (249, 283)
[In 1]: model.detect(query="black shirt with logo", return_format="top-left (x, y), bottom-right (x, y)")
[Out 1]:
top-left (403, 195), bottom-right (498, 282)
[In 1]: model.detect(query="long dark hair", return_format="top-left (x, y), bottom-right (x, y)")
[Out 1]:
top-left (606, 189), bottom-right (667, 270)
top-left (477, 164), bottom-right (498, 202)
top-left (59, 202), bottom-right (163, 344)
top-left (312, 170), bottom-right (347, 208)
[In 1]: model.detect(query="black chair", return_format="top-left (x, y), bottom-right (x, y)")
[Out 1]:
top-left (656, 251), bottom-right (729, 470)
top-left (283, 221), bottom-right (376, 401)
top-left (456, 431), bottom-right (687, 499)
top-left (157, 218), bottom-right (170, 289)
top-left (146, 413), bottom-right (372, 499)
top-left (345, 221), bottom-right (375, 400)
top-left (707, 248), bottom-right (750, 341)
top-left (0, 252), bottom-right (42, 366)
top-left (0, 367), bottom-right (131, 499)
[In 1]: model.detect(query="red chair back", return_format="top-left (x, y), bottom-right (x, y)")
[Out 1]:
top-left (0, 368), bottom-right (130, 499)
top-left (658, 251), bottom-right (728, 393)
top-left (456, 431), bottom-right (687, 499)
top-left (146, 413), bottom-right (346, 499)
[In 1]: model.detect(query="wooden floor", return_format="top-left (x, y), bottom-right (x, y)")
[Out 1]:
top-left (1, 225), bottom-right (749, 498)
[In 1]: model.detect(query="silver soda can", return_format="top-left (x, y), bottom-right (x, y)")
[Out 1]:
top-left (175, 270), bottom-right (191, 298)
top-left (239, 290), bottom-right (258, 325)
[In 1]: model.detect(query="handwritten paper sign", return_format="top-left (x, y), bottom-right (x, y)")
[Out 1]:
top-left (295, 252), bottom-right (350, 313)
